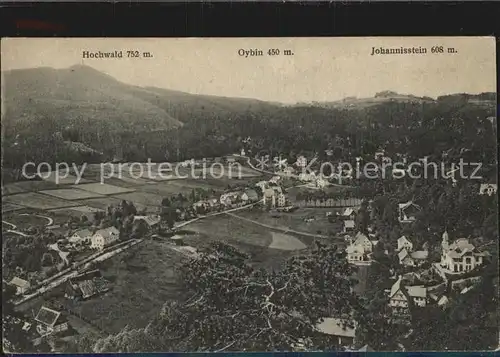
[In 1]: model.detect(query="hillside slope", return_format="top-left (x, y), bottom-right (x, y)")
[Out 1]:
top-left (2, 65), bottom-right (183, 134)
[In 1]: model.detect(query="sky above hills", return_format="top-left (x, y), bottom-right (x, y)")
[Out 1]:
top-left (1, 37), bottom-right (496, 104)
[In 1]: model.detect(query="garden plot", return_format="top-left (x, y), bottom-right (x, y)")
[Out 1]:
top-left (192, 165), bottom-right (261, 179)
top-left (41, 171), bottom-right (91, 185)
top-left (105, 176), bottom-right (153, 187)
top-left (2, 180), bottom-right (61, 195)
top-left (140, 182), bottom-right (196, 196)
top-left (2, 203), bottom-right (24, 213)
top-left (40, 188), bottom-right (104, 200)
top-left (114, 191), bottom-right (164, 208)
top-left (50, 205), bottom-right (105, 218)
top-left (77, 197), bottom-right (127, 210)
top-left (2, 192), bottom-right (76, 210)
top-left (74, 183), bottom-right (135, 195)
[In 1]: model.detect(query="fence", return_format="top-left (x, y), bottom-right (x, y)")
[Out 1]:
top-left (296, 198), bottom-right (363, 208)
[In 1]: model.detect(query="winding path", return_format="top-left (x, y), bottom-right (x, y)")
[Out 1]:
top-left (6, 230), bottom-right (29, 237)
top-left (20, 213), bottom-right (54, 226)
top-left (2, 220), bottom-right (17, 230)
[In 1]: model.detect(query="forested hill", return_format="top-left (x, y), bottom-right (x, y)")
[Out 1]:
top-left (1, 65), bottom-right (496, 171)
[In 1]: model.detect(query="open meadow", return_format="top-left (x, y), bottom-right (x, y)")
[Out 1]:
top-left (232, 207), bottom-right (342, 237)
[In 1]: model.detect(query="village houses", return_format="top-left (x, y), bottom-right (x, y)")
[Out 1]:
top-left (397, 236), bottom-right (413, 252)
top-left (241, 189), bottom-right (259, 203)
top-left (269, 175), bottom-right (281, 184)
top-left (398, 201), bottom-right (421, 223)
top-left (479, 183), bottom-right (497, 196)
top-left (315, 317), bottom-right (356, 348)
top-left (90, 226), bottom-right (119, 250)
top-left (263, 188), bottom-right (276, 209)
top-left (69, 228), bottom-right (93, 244)
top-left (262, 188), bottom-right (287, 209)
top-left (298, 171), bottom-right (316, 182)
top-left (220, 192), bottom-right (240, 206)
top-left (282, 166), bottom-right (295, 176)
top-left (341, 207), bottom-right (358, 220)
top-left (398, 248), bottom-right (428, 267)
top-left (388, 276), bottom-right (427, 317)
top-left (346, 232), bottom-right (376, 263)
top-left (342, 220), bottom-right (356, 234)
top-left (133, 214), bottom-right (161, 228)
top-left (255, 180), bottom-right (268, 191)
top-left (315, 177), bottom-right (328, 189)
top-left (9, 277), bottom-right (31, 295)
top-left (65, 269), bottom-right (111, 301)
top-left (295, 155), bottom-right (307, 168)
top-left (440, 231), bottom-right (488, 273)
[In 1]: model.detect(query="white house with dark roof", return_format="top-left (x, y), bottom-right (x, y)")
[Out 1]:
top-left (479, 183), bottom-right (497, 196)
top-left (342, 207), bottom-right (358, 220)
top-left (440, 232), bottom-right (487, 273)
top-left (9, 277), bottom-right (30, 295)
top-left (353, 232), bottom-right (373, 253)
top-left (346, 232), bottom-right (374, 263)
top-left (346, 244), bottom-right (365, 262)
top-left (91, 226), bottom-right (119, 250)
top-left (342, 220), bottom-right (356, 234)
top-left (397, 236), bottom-right (413, 252)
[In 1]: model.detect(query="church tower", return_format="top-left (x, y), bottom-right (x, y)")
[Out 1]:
top-left (441, 230), bottom-right (449, 251)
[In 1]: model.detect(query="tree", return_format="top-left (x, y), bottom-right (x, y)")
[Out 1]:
top-left (88, 241), bottom-right (362, 352)
top-left (2, 283), bottom-right (33, 352)
top-left (160, 206), bottom-right (176, 230)
top-left (41, 252), bottom-right (54, 267)
top-left (161, 197), bottom-right (171, 207)
top-left (132, 220), bottom-right (149, 239)
top-left (354, 291), bottom-right (403, 351)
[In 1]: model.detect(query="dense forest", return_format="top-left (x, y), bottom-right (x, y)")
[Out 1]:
top-left (2, 67), bottom-right (497, 179)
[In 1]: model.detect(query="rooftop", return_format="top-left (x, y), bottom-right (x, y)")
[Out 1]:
top-left (344, 220), bottom-right (355, 228)
top-left (35, 306), bottom-right (61, 328)
top-left (410, 250), bottom-right (429, 260)
top-left (9, 277), bottom-right (30, 288)
top-left (95, 226), bottom-right (119, 239)
top-left (315, 318), bottom-right (356, 338)
top-left (406, 285), bottom-right (427, 298)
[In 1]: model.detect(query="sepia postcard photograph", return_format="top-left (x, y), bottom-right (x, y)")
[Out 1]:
top-left (1, 37), bottom-right (498, 353)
